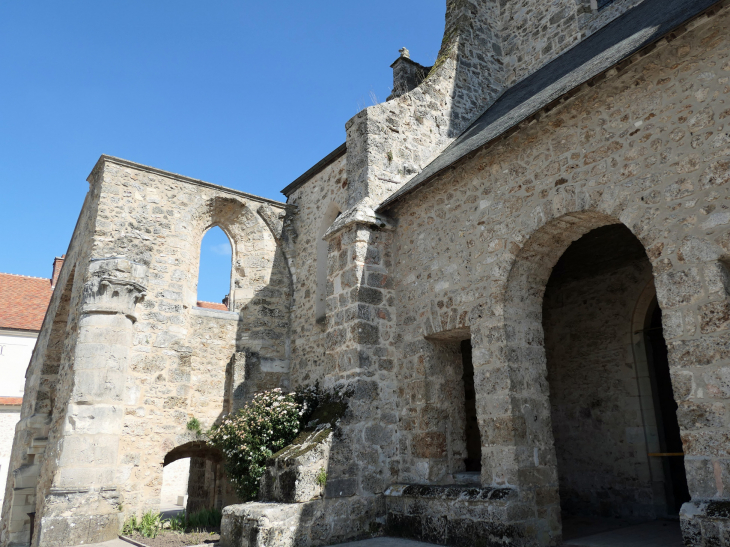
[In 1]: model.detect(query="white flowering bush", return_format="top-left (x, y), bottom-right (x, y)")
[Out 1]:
top-left (207, 388), bottom-right (304, 501)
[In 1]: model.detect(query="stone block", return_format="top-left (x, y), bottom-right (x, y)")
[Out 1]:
top-left (70, 368), bottom-right (125, 402)
top-left (66, 403), bottom-right (124, 435)
top-left (259, 427), bottom-right (332, 503)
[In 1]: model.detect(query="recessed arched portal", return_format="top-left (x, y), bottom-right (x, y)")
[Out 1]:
top-left (493, 212), bottom-right (689, 545)
top-left (541, 224), bottom-right (689, 539)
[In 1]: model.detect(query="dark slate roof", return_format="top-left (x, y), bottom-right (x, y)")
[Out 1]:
top-left (281, 143), bottom-right (347, 197)
top-left (378, 0), bottom-right (722, 211)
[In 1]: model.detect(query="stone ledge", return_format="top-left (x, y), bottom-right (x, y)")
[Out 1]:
top-left (191, 307), bottom-right (240, 320)
top-left (680, 500), bottom-right (730, 545)
top-left (384, 483), bottom-right (516, 502)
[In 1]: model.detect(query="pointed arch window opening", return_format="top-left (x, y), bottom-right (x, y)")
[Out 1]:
top-left (197, 225), bottom-right (234, 311)
top-left (316, 204), bottom-right (342, 325)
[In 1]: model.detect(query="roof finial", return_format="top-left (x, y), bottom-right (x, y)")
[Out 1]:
top-left (399, 47), bottom-right (410, 59)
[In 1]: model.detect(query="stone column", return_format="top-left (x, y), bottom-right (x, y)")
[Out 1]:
top-left (36, 258), bottom-right (147, 547)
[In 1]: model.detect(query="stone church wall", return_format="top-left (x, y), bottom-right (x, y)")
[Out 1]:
top-left (286, 154), bottom-right (347, 388)
top-left (343, 0), bottom-right (653, 211)
top-left (384, 11), bottom-right (730, 542)
top-left (5, 2), bottom-right (730, 546)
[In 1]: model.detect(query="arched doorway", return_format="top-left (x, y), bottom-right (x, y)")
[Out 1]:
top-left (541, 224), bottom-right (688, 541)
top-left (163, 442), bottom-right (232, 514)
top-left (643, 299), bottom-right (691, 515)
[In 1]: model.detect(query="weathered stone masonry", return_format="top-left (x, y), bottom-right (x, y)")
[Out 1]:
top-left (1, 157), bottom-right (294, 546)
top-left (3, 1), bottom-right (730, 546)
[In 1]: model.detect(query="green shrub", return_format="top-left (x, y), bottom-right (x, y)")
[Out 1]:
top-left (207, 388), bottom-right (304, 501)
top-left (168, 508), bottom-right (222, 532)
top-left (122, 510), bottom-right (163, 538)
top-left (316, 467), bottom-right (327, 488)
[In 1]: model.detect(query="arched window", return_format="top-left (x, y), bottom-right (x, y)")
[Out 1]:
top-left (315, 204), bottom-right (342, 324)
top-left (197, 226), bottom-right (233, 311)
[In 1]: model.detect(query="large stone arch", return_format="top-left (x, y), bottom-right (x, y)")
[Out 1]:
top-left (462, 188), bottom-right (730, 538)
top-left (468, 208), bottom-right (706, 541)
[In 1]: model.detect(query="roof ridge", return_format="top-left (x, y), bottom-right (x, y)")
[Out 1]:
top-left (0, 272), bottom-right (50, 282)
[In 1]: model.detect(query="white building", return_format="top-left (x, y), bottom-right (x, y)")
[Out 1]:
top-left (0, 259), bottom-right (60, 509)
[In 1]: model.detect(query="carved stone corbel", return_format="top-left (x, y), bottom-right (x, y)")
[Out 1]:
top-left (81, 258), bottom-right (148, 321)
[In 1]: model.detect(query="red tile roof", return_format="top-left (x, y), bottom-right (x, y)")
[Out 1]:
top-left (0, 272), bottom-right (53, 332)
top-left (196, 300), bottom-right (228, 311)
top-left (0, 397), bottom-right (23, 406)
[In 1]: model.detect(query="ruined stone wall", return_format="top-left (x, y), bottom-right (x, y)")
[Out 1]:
top-left (1, 157), bottom-right (293, 547)
top-left (0, 185), bottom-right (99, 547)
top-left (287, 155), bottom-right (347, 387)
top-left (384, 11), bottom-right (730, 543)
top-left (344, 0), bottom-right (650, 211)
top-left (543, 256), bottom-right (656, 520)
top-left (85, 159), bottom-right (291, 517)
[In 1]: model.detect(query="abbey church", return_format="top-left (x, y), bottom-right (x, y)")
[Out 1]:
top-left (2, 0), bottom-right (730, 545)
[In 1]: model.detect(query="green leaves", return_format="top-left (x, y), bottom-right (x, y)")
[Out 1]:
top-left (186, 416), bottom-right (202, 433)
top-left (122, 511), bottom-right (163, 539)
top-left (207, 388), bottom-right (303, 501)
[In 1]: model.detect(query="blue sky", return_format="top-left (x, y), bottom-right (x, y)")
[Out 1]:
top-left (0, 1), bottom-right (444, 299)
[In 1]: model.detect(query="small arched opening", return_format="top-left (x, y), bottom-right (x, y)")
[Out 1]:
top-left (163, 442), bottom-right (228, 514)
top-left (196, 226), bottom-right (233, 311)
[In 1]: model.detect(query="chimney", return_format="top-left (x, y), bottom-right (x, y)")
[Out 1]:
top-left (388, 47), bottom-right (432, 100)
top-left (51, 255), bottom-right (65, 289)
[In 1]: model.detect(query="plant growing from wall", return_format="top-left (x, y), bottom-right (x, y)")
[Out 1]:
top-left (186, 417), bottom-right (202, 434)
top-left (316, 467), bottom-right (327, 488)
top-left (207, 388), bottom-right (311, 501)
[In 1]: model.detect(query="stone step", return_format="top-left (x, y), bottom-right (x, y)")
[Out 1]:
top-left (28, 437), bottom-right (48, 454)
top-left (452, 471), bottom-right (480, 485)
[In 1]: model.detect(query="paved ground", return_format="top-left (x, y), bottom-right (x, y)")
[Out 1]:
top-left (74, 519), bottom-right (684, 547)
top-left (81, 540), bottom-right (133, 547)
top-left (563, 519), bottom-right (683, 547)
top-left (159, 502), bottom-right (185, 520)
top-left (333, 540), bottom-right (436, 547)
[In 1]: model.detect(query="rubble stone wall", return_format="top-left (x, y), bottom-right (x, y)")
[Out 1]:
top-left (1, 157), bottom-right (293, 547)
top-left (287, 155), bottom-right (347, 388)
top-left (86, 158), bottom-right (292, 519)
top-left (344, 0), bottom-right (648, 211)
top-left (384, 11), bottom-right (730, 543)
top-left (0, 187), bottom-right (98, 547)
